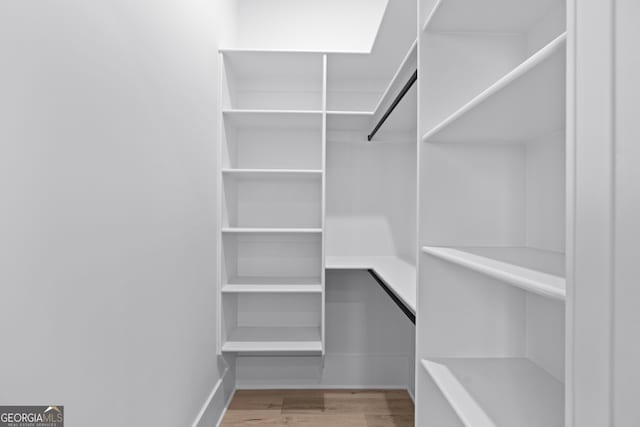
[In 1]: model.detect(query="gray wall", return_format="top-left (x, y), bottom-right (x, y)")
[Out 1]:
top-left (0, 1), bottom-right (224, 425)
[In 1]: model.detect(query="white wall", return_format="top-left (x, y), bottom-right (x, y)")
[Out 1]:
top-left (232, 0), bottom-right (388, 52)
top-left (0, 1), bottom-right (229, 425)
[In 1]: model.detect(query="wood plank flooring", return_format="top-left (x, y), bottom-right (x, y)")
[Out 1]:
top-left (220, 389), bottom-right (414, 426)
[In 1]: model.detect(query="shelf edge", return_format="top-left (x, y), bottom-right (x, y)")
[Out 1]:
top-left (421, 359), bottom-right (497, 427)
top-left (421, 32), bottom-right (567, 143)
top-left (421, 247), bottom-right (566, 300)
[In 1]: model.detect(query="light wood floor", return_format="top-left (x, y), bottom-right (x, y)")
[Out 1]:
top-left (220, 389), bottom-right (414, 426)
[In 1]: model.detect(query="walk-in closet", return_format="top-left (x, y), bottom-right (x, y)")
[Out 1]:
top-left (2, 0), bottom-right (638, 426)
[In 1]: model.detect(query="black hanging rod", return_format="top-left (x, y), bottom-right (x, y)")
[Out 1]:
top-left (367, 70), bottom-right (418, 141)
top-left (367, 269), bottom-right (416, 324)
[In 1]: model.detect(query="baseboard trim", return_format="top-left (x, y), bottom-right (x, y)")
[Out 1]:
top-left (235, 384), bottom-right (408, 390)
top-left (191, 365), bottom-right (234, 427)
top-left (214, 389), bottom-right (236, 427)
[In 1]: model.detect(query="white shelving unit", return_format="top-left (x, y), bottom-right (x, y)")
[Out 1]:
top-left (416, 0), bottom-right (569, 424)
top-left (218, 51), bottom-right (327, 354)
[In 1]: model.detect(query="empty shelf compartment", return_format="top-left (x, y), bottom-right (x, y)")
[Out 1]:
top-left (222, 293), bottom-right (322, 353)
top-left (222, 171), bottom-right (322, 228)
top-left (421, 357), bottom-right (563, 427)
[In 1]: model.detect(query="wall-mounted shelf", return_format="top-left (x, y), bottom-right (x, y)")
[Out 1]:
top-left (421, 34), bottom-right (566, 143)
top-left (421, 358), bottom-right (564, 427)
top-left (326, 256), bottom-right (416, 314)
top-left (222, 284), bottom-right (323, 294)
top-left (222, 327), bottom-right (323, 353)
top-left (369, 40), bottom-right (417, 141)
top-left (422, 246), bottom-right (565, 300)
top-left (222, 169), bottom-right (323, 178)
top-left (226, 275), bottom-right (322, 286)
top-left (222, 227), bottom-right (322, 234)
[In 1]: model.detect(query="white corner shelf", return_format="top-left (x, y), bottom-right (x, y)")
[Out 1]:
top-left (421, 358), bottom-right (564, 427)
top-left (222, 284), bottom-right (323, 294)
top-left (222, 227), bottom-right (323, 234)
top-left (422, 0), bottom-right (563, 33)
top-left (421, 33), bottom-right (567, 144)
top-left (226, 275), bottom-right (322, 286)
top-left (222, 327), bottom-right (323, 353)
top-left (223, 276), bottom-right (322, 293)
top-left (222, 168), bottom-right (323, 179)
top-left (421, 246), bottom-right (565, 300)
top-left (222, 109), bottom-right (323, 128)
top-left (325, 256), bottom-right (417, 313)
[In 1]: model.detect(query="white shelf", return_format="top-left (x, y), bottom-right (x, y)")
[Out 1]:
top-left (421, 246), bottom-right (565, 300)
top-left (222, 284), bottom-right (322, 294)
top-left (371, 40), bottom-right (417, 121)
top-left (421, 358), bottom-right (564, 427)
top-left (222, 109), bottom-right (323, 128)
top-left (222, 227), bottom-right (323, 234)
top-left (326, 111), bottom-right (374, 130)
top-left (422, 0), bottom-right (563, 33)
top-left (226, 275), bottom-right (322, 285)
top-left (223, 276), bottom-right (322, 293)
top-left (222, 327), bottom-right (322, 353)
top-left (222, 169), bottom-right (323, 179)
top-left (325, 256), bottom-right (417, 313)
top-left (421, 34), bottom-right (567, 143)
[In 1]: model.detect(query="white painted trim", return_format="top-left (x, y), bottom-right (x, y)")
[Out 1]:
top-left (214, 389), bottom-right (236, 427)
top-left (190, 366), bottom-right (233, 427)
top-left (235, 384), bottom-right (410, 391)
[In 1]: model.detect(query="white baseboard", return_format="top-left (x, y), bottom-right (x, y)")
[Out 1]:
top-left (190, 364), bottom-right (235, 427)
top-left (214, 389), bottom-right (236, 427)
top-left (235, 384), bottom-right (407, 390)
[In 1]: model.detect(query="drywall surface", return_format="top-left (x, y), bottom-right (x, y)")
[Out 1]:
top-left (0, 1), bottom-right (228, 425)
top-left (233, 0), bottom-right (388, 52)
